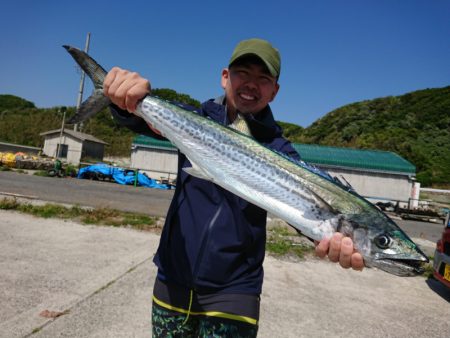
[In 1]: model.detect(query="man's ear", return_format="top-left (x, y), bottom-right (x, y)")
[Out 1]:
top-left (270, 83), bottom-right (280, 102)
top-left (221, 68), bottom-right (229, 89)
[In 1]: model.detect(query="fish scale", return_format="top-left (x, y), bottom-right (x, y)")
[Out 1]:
top-left (64, 45), bottom-right (429, 276)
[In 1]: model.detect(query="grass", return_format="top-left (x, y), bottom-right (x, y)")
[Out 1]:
top-left (0, 197), bottom-right (160, 231)
top-left (266, 223), bottom-right (315, 259)
top-left (33, 170), bottom-right (50, 177)
top-left (0, 196), bottom-right (312, 259)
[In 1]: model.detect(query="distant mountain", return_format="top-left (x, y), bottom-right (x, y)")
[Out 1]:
top-left (1, 86), bottom-right (448, 187)
top-left (278, 86), bottom-right (450, 187)
top-left (0, 89), bottom-right (200, 156)
top-left (0, 94), bottom-right (35, 110)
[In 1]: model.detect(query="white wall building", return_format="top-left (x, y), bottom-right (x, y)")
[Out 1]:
top-left (130, 135), bottom-right (178, 182)
top-left (40, 129), bottom-right (107, 165)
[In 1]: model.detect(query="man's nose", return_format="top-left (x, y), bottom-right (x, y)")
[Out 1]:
top-left (243, 76), bottom-right (258, 89)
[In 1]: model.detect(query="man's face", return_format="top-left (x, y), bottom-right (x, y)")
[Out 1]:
top-left (221, 60), bottom-right (279, 115)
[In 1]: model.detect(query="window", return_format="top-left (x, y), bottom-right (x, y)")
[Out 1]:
top-left (56, 144), bottom-right (68, 158)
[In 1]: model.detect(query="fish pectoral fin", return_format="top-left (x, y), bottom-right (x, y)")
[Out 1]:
top-left (182, 162), bottom-right (213, 181)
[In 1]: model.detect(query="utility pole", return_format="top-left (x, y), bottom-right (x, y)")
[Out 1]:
top-left (57, 108), bottom-right (66, 158)
top-left (74, 32), bottom-right (91, 132)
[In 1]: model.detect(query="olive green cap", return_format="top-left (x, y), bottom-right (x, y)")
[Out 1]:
top-left (229, 38), bottom-right (281, 78)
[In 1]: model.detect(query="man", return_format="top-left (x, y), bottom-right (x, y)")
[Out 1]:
top-left (104, 38), bottom-right (364, 337)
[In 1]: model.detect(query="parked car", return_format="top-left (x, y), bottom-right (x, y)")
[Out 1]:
top-left (433, 213), bottom-right (450, 288)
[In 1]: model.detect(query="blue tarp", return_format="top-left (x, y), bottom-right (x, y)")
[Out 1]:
top-left (77, 163), bottom-right (170, 189)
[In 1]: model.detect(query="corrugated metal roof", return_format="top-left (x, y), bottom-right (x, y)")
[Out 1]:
top-left (132, 135), bottom-right (416, 175)
top-left (133, 135), bottom-right (176, 150)
top-left (292, 144), bottom-right (415, 174)
top-left (0, 141), bottom-right (41, 151)
top-left (40, 129), bottom-right (108, 145)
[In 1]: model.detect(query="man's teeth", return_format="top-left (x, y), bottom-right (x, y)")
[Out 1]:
top-left (240, 93), bottom-right (255, 100)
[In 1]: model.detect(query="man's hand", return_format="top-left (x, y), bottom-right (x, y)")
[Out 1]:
top-left (103, 67), bottom-right (151, 113)
top-left (315, 233), bottom-right (364, 271)
top-left (103, 67), bottom-right (161, 135)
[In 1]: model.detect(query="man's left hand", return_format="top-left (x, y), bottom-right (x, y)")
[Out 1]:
top-left (315, 233), bottom-right (364, 271)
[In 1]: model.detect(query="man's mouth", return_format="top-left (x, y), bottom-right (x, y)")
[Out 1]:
top-left (239, 93), bottom-right (257, 102)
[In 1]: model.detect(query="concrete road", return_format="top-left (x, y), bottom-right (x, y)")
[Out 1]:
top-left (1, 211), bottom-right (449, 338)
top-left (0, 171), bottom-right (174, 217)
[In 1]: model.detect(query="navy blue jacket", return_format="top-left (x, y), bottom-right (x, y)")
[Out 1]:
top-left (111, 97), bottom-right (300, 295)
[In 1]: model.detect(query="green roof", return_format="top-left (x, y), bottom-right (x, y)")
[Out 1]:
top-left (292, 144), bottom-right (415, 174)
top-left (133, 135), bottom-right (176, 150)
top-left (133, 135), bottom-right (415, 175)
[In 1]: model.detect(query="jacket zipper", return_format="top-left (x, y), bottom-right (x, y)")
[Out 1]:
top-left (191, 202), bottom-right (223, 289)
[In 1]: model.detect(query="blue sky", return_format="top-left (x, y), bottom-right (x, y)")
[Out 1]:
top-left (1, 1), bottom-right (449, 127)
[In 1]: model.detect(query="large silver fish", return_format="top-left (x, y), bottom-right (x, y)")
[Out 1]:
top-left (64, 45), bottom-right (428, 276)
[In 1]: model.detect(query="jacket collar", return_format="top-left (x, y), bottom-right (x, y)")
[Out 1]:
top-left (201, 96), bottom-right (282, 141)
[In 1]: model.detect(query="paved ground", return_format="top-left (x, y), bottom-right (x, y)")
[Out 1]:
top-left (0, 210), bottom-right (449, 338)
top-left (0, 171), bottom-right (174, 217)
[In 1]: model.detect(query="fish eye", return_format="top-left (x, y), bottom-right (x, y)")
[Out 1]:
top-left (374, 234), bottom-right (392, 249)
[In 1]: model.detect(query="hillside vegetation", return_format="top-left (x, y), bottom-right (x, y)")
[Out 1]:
top-left (1, 86), bottom-right (448, 187)
top-left (279, 86), bottom-right (450, 187)
top-left (0, 89), bottom-right (200, 156)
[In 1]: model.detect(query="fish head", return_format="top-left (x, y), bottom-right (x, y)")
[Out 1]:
top-left (340, 214), bottom-right (429, 276)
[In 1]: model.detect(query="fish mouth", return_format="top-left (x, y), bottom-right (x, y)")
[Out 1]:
top-left (374, 257), bottom-right (429, 276)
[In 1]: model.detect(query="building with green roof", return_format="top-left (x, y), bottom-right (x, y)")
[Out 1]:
top-left (131, 135), bottom-right (417, 205)
top-left (291, 144), bottom-right (415, 175)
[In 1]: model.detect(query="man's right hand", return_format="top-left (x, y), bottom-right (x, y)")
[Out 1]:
top-left (103, 67), bottom-right (151, 113)
top-left (104, 67), bottom-right (161, 135)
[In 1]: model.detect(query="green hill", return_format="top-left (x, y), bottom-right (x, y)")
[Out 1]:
top-left (0, 89), bottom-right (200, 156)
top-left (1, 86), bottom-right (449, 187)
top-left (279, 86), bottom-right (450, 187)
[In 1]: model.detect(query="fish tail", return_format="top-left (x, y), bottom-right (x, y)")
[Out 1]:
top-left (63, 45), bottom-right (111, 124)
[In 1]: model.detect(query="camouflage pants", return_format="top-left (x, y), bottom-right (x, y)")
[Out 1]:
top-left (152, 302), bottom-right (258, 338)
